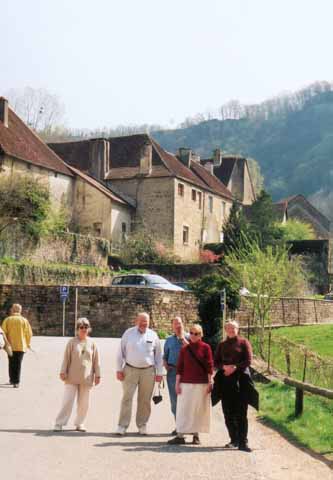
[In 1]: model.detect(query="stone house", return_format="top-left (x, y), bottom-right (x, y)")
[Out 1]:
top-left (50, 134), bottom-right (235, 261)
top-left (274, 194), bottom-right (331, 239)
top-left (201, 151), bottom-right (256, 205)
top-left (0, 97), bottom-right (133, 246)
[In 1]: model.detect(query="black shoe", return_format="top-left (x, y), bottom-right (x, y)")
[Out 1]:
top-left (192, 435), bottom-right (201, 445)
top-left (171, 429), bottom-right (177, 436)
top-left (168, 436), bottom-right (185, 445)
top-left (13, 384), bottom-right (19, 388)
top-left (224, 442), bottom-right (238, 448)
top-left (238, 444), bottom-right (252, 452)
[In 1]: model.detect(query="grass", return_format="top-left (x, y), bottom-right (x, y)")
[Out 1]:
top-left (257, 380), bottom-right (333, 456)
top-left (272, 324), bottom-right (333, 359)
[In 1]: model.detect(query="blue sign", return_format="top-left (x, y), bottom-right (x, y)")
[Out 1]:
top-left (60, 286), bottom-right (69, 302)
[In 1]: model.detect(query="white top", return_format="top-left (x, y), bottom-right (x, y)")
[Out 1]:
top-left (117, 326), bottom-right (163, 375)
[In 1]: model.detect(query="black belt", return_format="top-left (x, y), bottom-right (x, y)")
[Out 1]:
top-left (167, 364), bottom-right (176, 368)
top-left (126, 363), bottom-right (153, 370)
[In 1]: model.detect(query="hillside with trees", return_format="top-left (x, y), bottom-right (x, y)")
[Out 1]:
top-left (153, 81), bottom-right (333, 219)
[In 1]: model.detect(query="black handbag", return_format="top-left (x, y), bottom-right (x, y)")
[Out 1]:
top-left (152, 380), bottom-right (163, 404)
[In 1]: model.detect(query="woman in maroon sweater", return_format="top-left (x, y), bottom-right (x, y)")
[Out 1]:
top-left (214, 320), bottom-right (253, 452)
top-left (168, 324), bottom-right (213, 445)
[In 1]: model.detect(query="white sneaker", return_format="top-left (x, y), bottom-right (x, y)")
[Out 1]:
top-left (116, 425), bottom-right (127, 435)
top-left (53, 425), bottom-right (62, 432)
top-left (138, 425), bottom-right (147, 435)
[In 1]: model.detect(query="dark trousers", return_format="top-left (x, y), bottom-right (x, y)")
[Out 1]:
top-left (221, 375), bottom-right (248, 446)
top-left (8, 351), bottom-right (24, 385)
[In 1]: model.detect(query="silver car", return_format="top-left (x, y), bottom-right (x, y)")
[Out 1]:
top-left (111, 274), bottom-right (184, 291)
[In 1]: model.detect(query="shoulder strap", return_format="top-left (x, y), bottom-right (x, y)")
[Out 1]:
top-left (187, 345), bottom-right (207, 373)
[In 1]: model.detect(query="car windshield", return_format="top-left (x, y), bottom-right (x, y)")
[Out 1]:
top-left (147, 275), bottom-right (170, 285)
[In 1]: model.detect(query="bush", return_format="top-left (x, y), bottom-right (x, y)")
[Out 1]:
top-left (120, 229), bottom-right (178, 264)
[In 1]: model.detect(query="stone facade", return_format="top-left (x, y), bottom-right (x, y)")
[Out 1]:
top-left (0, 285), bottom-right (198, 337)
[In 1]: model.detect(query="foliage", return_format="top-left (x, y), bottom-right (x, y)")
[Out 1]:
top-left (222, 202), bottom-right (249, 254)
top-left (0, 175), bottom-right (51, 240)
top-left (225, 237), bottom-right (307, 355)
top-left (41, 206), bottom-right (70, 235)
top-left (190, 273), bottom-right (240, 352)
top-left (157, 330), bottom-right (168, 339)
top-left (119, 229), bottom-right (177, 264)
top-left (257, 380), bottom-right (333, 455)
top-left (247, 157), bottom-right (264, 195)
top-left (273, 325), bottom-right (333, 360)
top-left (280, 219), bottom-right (316, 241)
top-left (199, 249), bottom-right (221, 263)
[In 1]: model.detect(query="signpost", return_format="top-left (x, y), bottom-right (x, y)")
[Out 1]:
top-left (220, 288), bottom-right (226, 338)
top-left (60, 286), bottom-right (69, 336)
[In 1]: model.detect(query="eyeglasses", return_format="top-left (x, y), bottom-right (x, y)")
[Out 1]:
top-left (79, 325), bottom-right (89, 330)
top-left (190, 331), bottom-right (200, 336)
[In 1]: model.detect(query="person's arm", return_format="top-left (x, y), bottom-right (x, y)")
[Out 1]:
top-left (25, 320), bottom-right (32, 348)
top-left (175, 373), bottom-right (182, 395)
top-left (93, 343), bottom-right (101, 385)
top-left (154, 335), bottom-right (163, 381)
top-left (60, 340), bottom-right (72, 381)
top-left (214, 343), bottom-right (222, 369)
top-left (1, 319), bottom-right (8, 336)
top-left (116, 332), bottom-right (127, 381)
top-left (206, 345), bottom-right (214, 393)
top-left (163, 338), bottom-right (170, 371)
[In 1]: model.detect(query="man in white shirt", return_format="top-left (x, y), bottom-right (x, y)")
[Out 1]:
top-left (116, 312), bottom-right (163, 435)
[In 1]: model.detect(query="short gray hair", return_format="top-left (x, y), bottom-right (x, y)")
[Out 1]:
top-left (76, 317), bottom-right (91, 332)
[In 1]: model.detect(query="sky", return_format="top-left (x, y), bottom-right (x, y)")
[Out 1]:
top-left (2, 0), bottom-right (333, 129)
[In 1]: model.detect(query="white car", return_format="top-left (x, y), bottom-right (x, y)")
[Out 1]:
top-left (111, 274), bottom-right (184, 291)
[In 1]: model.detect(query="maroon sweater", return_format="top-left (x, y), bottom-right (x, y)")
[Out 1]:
top-left (214, 336), bottom-right (252, 372)
top-left (176, 340), bottom-right (213, 384)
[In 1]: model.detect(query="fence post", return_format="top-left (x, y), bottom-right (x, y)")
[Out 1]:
top-left (295, 388), bottom-right (304, 417)
top-left (285, 350), bottom-right (291, 376)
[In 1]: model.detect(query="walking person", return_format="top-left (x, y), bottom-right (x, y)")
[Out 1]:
top-left (214, 320), bottom-right (257, 452)
top-left (168, 324), bottom-right (213, 445)
top-left (116, 312), bottom-right (163, 435)
top-left (163, 316), bottom-right (189, 434)
top-left (1, 304), bottom-right (32, 388)
top-left (54, 318), bottom-right (101, 432)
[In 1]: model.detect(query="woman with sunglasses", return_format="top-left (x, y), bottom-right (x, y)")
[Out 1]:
top-left (54, 318), bottom-right (101, 432)
top-left (168, 324), bottom-right (213, 445)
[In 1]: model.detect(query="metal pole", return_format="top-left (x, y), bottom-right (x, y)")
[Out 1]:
top-left (62, 301), bottom-right (66, 337)
top-left (222, 288), bottom-right (227, 339)
top-left (74, 287), bottom-right (78, 335)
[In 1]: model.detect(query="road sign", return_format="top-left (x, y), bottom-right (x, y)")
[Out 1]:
top-left (60, 286), bottom-right (69, 303)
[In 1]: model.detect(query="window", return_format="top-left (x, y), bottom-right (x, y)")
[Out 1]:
top-left (198, 192), bottom-right (202, 209)
top-left (178, 183), bottom-right (184, 196)
top-left (191, 189), bottom-right (196, 201)
top-left (221, 201), bottom-right (226, 219)
top-left (208, 196), bottom-right (213, 213)
top-left (183, 226), bottom-right (189, 244)
top-left (121, 222), bottom-right (127, 241)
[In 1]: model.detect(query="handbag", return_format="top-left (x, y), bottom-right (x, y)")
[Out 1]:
top-left (152, 379), bottom-right (164, 405)
top-left (187, 345), bottom-right (208, 373)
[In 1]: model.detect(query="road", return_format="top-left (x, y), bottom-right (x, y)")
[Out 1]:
top-left (0, 337), bottom-right (331, 480)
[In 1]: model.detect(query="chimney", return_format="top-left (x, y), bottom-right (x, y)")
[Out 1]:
top-left (177, 147), bottom-right (192, 168)
top-left (139, 141), bottom-right (152, 175)
top-left (204, 162), bottom-right (214, 175)
top-left (0, 97), bottom-right (9, 128)
top-left (191, 153), bottom-right (201, 163)
top-left (213, 148), bottom-right (222, 166)
top-left (89, 139), bottom-right (110, 180)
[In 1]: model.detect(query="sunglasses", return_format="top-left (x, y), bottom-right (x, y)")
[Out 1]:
top-left (190, 331), bottom-right (200, 336)
top-left (79, 325), bottom-right (89, 330)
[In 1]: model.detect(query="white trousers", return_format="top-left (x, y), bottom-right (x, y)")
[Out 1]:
top-left (55, 384), bottom-right (91, 427)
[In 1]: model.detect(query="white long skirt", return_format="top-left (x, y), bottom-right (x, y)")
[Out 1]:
top-left (176, 383), bottom-right (211, 434)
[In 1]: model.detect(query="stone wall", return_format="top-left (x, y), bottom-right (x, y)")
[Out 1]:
top-left (232, 297), bottom-right (333, 327)
top-left (0, 231), bottom-right (110, 267)
top-left (0, 285), bottom-right (198, 337)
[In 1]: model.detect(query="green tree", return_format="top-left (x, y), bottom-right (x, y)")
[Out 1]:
top-left (0, 175), bottom-right (51, 240)
top-left (191, 273), bottom-right (240, 352)
top-left (280, 219), bottom-right (316, 241)
top-left (225, 237), bottom-right (306, 363)
top-left (222, 202), bottom-right (249, 253)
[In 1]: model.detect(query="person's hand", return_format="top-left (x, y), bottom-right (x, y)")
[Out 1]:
top-left (155, 375), bottom-right (163, 383)
top-left (60, 373), bottom-right (66, 381)
top-left (175, 383), bottom-right (182, 395)
top-left (206, 383), bottom-right (213, 394)
top-left (223, 365), bottom-right (236, 377)
top-left (116, 371), bottom-right (125, 381)
top-left (95, 376), bottom-right (101, 386)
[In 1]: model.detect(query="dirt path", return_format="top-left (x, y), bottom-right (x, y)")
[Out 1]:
top-left (0, 337), bottom-right (331, 480)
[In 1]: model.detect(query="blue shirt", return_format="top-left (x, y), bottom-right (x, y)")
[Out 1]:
top-left (163, 334), bottom-right (189, 367)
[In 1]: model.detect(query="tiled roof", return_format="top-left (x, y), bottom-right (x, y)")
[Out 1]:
top-left (190, 161), bottom-right (233, 200)
top-left (67, 165), bottom-right (135, 207)
top-left (0, 105), bottom-right (72, 176)
top-left (213, 157), bottom-right (237, 185)
top-left (106, 165), bottom-right (171, 180)
top-left (49, 140), bottom-right (91, 172)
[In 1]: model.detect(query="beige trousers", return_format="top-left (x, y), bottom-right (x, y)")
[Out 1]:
top-left (55, 384), bottom-right (91, 427)
top-left (118, 365), bottom-right (155, 428)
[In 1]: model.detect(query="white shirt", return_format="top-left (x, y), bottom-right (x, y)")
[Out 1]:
top-left (117, 326), bottom-right (163, 375)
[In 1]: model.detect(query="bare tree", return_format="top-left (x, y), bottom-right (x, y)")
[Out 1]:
top-left (5, 87), bottom-right (65, 133)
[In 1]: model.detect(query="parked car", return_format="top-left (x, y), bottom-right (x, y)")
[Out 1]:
top-left (324, 292), bottom-right (333, 301)
top-left (111, 274), bottom-right (184, 291)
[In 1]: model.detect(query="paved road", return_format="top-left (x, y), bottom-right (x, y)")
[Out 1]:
top-left (0, 337), bottom-right (331, 480)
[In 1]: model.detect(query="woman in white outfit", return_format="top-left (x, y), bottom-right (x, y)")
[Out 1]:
top-left (54, 318), bottom-right (101, 432)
